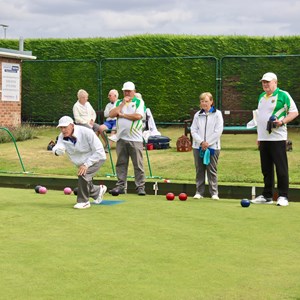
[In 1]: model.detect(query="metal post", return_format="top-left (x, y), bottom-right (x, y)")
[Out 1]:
top-left (0, 127), bottom-right (27, 173)
top-left (103, 130), bottom-right (116, 177)
top-left (0, 24), bottom-right (8, 38)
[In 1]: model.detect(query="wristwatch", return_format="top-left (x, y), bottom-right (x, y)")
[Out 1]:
top-left (281, 120), bottom-right (285, 126)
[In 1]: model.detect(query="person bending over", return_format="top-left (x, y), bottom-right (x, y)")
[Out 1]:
top-left (53, 116), bottom-right (107, 209)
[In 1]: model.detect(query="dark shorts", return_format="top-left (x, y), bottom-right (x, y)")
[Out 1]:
top-left (104, 120), bottom-right (117, 130)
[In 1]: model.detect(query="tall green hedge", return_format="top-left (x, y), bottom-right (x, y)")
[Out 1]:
top-left (0, 35), bottom-right (299, 124)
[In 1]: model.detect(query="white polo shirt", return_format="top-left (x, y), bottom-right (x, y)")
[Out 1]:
top-left (257, 88), bottom-right (298, 141)
top-left (114, 97), bottom-right (145, 142)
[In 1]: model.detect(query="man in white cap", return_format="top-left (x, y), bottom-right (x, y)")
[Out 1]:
top-left (53, 116), bottom-right (107, 209)
top-left (108, 81), bottom-right (146, 196)
top-left (251, 72), bottom-right (298, 206)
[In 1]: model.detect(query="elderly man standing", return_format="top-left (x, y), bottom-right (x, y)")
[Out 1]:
top-left (251, 72), bottom-right (298, 207)
top-left (53, 116), bottom-right (107, 209)
top-left (108, 81), bottom-right (146, 196)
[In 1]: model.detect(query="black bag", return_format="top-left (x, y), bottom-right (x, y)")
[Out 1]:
top-left (47, 136), bottom-right (58, 151)
top-left (47, 140), bottom-right (56, 151)
top-left (147, 135), bottom-right (171, 150)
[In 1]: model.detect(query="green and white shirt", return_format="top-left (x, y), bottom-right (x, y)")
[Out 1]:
top-left (115, 97), bottom-right (145, 142)
top-left (257, 88), bottom-right (298, 141)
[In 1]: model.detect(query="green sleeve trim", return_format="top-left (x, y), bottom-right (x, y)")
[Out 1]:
top-left (115, 99), bottom-right (122, 107)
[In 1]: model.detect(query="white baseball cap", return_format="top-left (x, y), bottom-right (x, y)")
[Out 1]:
top-left (260, 72), bottom-right (277, 82)
top-left (122, 81), bottom-right (135, 91)
top-left (57, 116), bottom-right (74, 127)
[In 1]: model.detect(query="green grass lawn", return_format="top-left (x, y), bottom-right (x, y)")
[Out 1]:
top-left (1, 187), bottom-right (300, 299)
top-left (0, 126), bottom-right (299, 187)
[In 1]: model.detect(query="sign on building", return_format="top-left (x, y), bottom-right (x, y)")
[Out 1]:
top-left (1, 62), bottom-right (21, 101)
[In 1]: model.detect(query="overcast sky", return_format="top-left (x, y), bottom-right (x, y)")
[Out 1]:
top-left (1, 0), bottom-right (300, 40)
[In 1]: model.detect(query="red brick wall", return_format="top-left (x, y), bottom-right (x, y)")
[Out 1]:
top-left (0, 57), bottom-right (22, 128)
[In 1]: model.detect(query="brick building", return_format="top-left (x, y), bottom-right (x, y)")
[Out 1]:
top-left (0, 47), bottom-right (36, 127)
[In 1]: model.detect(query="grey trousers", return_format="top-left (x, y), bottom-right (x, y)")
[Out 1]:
top-left (77, 160), bottom-right (106, 203)
top-left (115, 139), bottom-right (145, 190)
top-left (193, 148), bottom-right (220, 197)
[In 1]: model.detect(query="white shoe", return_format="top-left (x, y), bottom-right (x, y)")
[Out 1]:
top-left (193, 193), bottom-right (203, 199)
top-left (212, 195), bottom-right (219, 200)
top-left (94, 185), bottom-right (107, 204)
top-left (108, 134), bottom-right (117, 142)
top-left (276, 196), bottom-right (289, 206)
top-left (74, 201), bottom-right (91, 209)
top-left (251, 195), bottom-right (273, 204)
